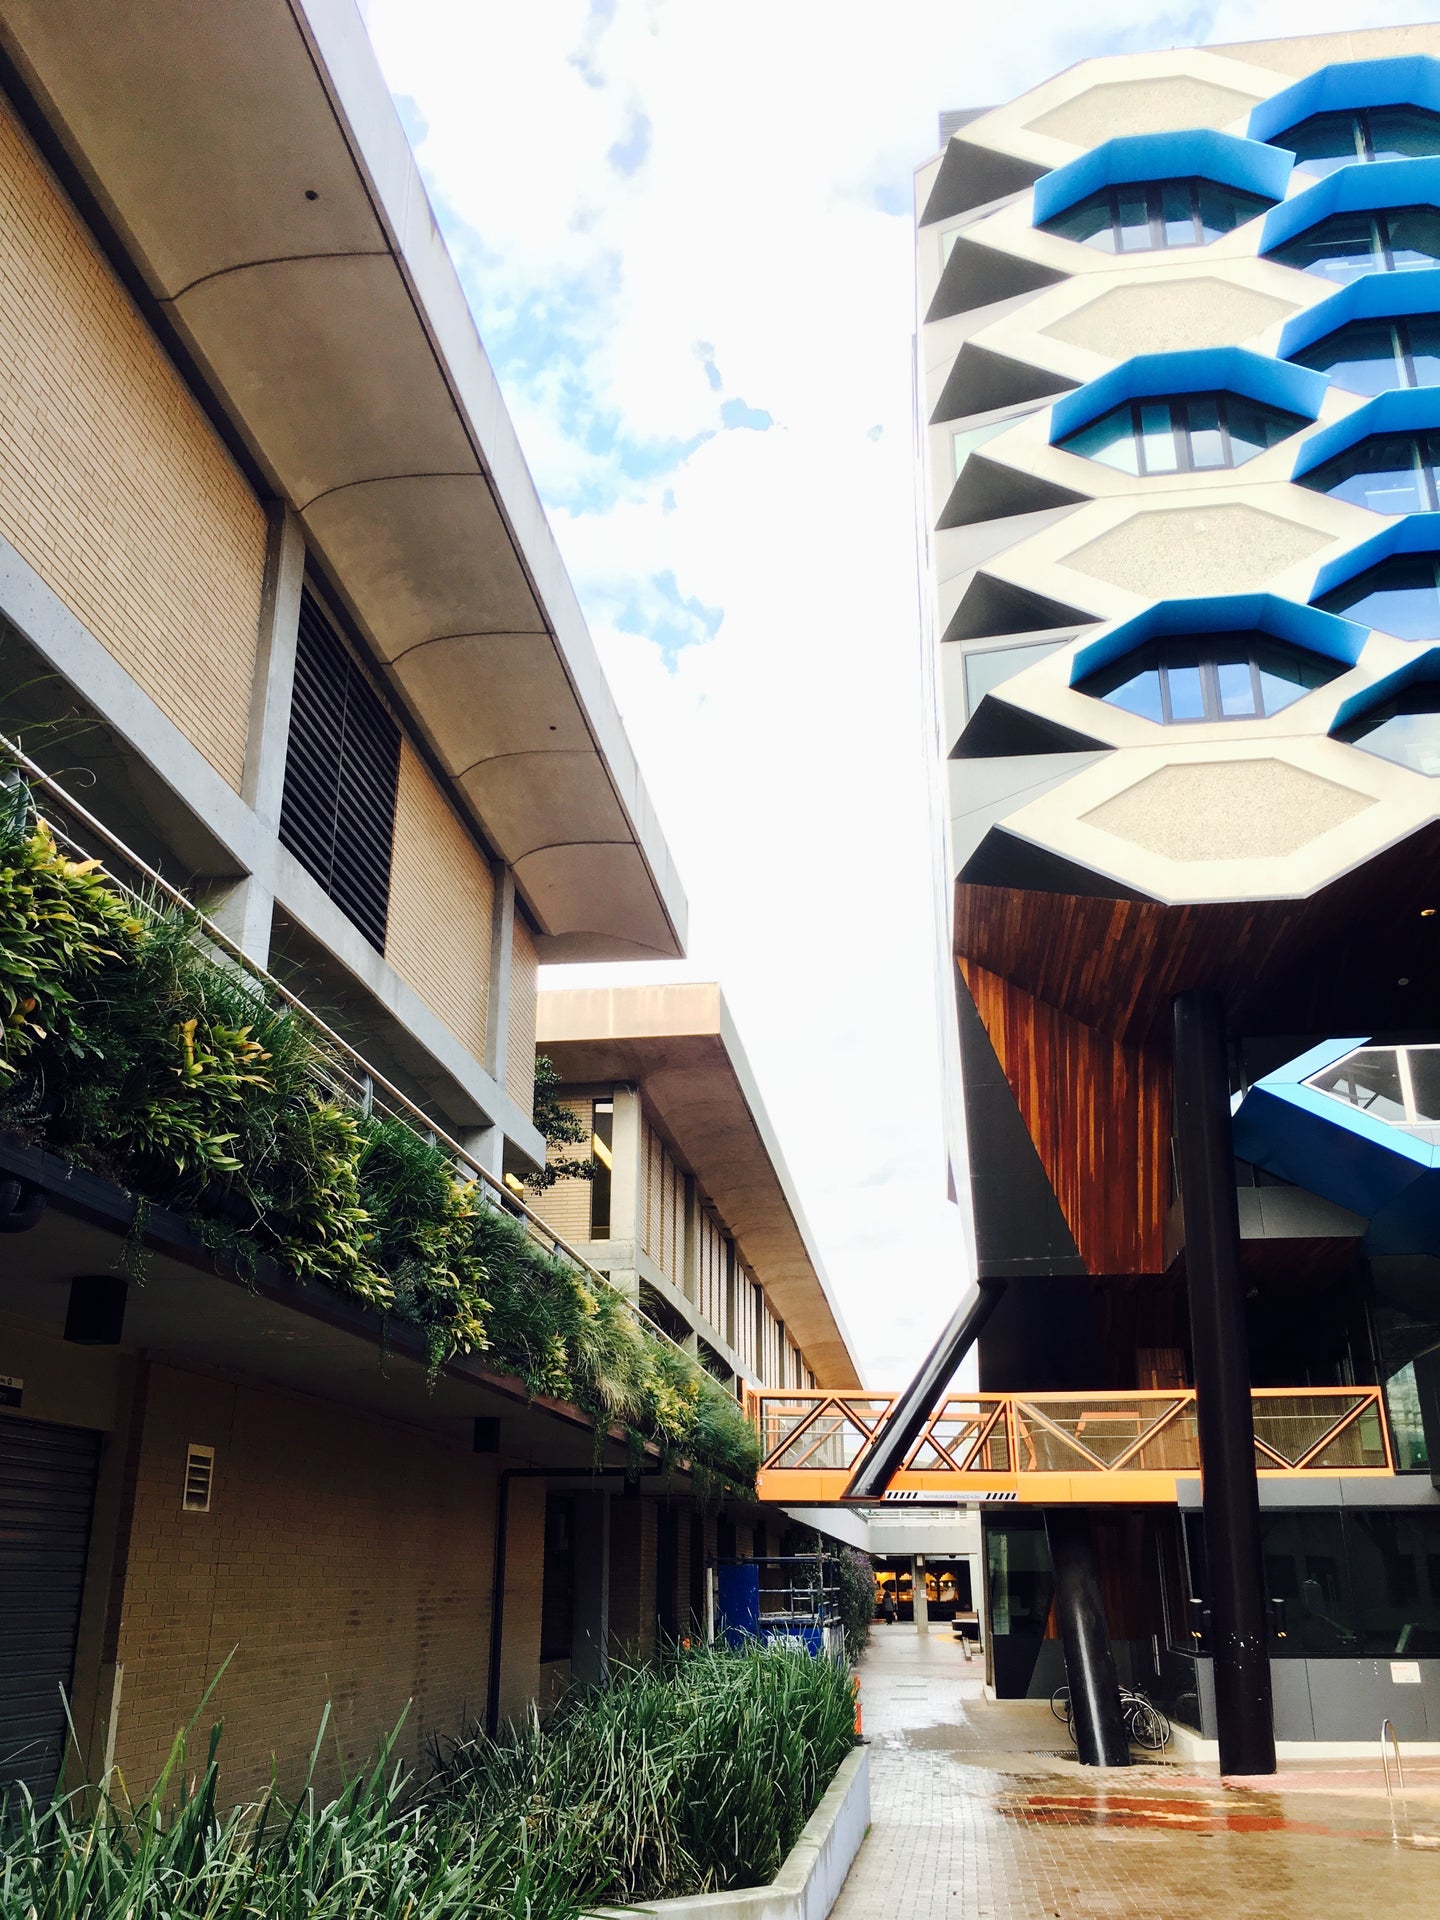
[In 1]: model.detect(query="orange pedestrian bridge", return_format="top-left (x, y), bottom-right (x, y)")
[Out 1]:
top-left (748, 1386), bottom-right (1395, 1505)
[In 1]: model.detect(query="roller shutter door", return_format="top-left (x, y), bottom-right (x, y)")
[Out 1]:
top-left (0, 1414), bottom-right (101, 1801)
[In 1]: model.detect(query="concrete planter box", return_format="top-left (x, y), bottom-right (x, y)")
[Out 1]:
top-left (590, 1745), bottom-right (871, 1920)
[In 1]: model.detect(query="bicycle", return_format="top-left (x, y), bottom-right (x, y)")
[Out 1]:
top-left (1049, 1683), bottom-right (1171, 1751)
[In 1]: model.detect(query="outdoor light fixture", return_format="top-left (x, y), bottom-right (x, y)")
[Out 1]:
top-left (63, 1273), bottom-right (128, 1345)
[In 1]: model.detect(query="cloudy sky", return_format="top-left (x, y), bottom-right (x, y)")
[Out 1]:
top-left (361, 0), bottom-right (1437, 1386)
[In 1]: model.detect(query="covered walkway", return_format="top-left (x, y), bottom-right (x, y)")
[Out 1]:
top-left (836, 1629), bottom-right (1440, 1920)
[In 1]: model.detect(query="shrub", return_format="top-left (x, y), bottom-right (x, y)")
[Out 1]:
top-left (0, 1647), bottom-right (857, 1920)
top-left (834, 1546), bottom-right (875, 1663)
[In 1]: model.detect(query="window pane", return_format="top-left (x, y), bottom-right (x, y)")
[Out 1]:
top-left (1042, 191), bottom-right (1116, 251)
top-left (1347, 1511), bottom-right (1440, 1657)
top-left (1114, 186), bottom-right (1151, 251)
top-left (1160, 180), bottom-right (1195, 247)
top-left (1382, 206), bottom-right (1440, 272)
top-left (1061, 404), bottom-right (1139, 473)
top-left (964, 639), bottom-right (1063, 710)
top-left (1224, 394), bottom-right (1301, 465)
top-left (1404, 314), bottom-right (1440, 386)
top-left (1356, 706), bottom-right (1440, 776)
top-left (1303, 433), bottom-right (1431, 515)
top-left (1270, 211), bottom-right (1380, 281)
top-left (1194, 180), bottom-right (1269, 241)
top-left (1404, 1048), bottom-right (1440, 1127)
top-left (1293, 319), bottom-right (1407, 396)
top-left (1102, 667), bottom-right (1164, 721)
top-left (1181, 393), bottom-right (1225, 469)
top-left (1137, 400), bottom-right (1179, 473)
top-left (1311, 1048), bottom-right (1409, 1125)
top-left (1262, 1511), bottom-right (1356, 1655)
top-left (1366, 104), bottom-right (1440, 166)
top-left (1280, 108), bottom-right (1365, 177)
top-left (1318, 556), bottom-right (1440, 639)
top-left (1215, 654), bottom-right (1257, 716)
top-left (1164, 663), bottom-right (1205, 720)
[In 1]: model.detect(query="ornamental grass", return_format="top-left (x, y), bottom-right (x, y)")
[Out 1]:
top-left (0, 791), bottom-right (758, 1489)
top-left (0, 1646), bottom-right (858, 1920)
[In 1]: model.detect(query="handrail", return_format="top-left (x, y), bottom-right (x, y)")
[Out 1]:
top-left (0, 735), bottom-right (689, 1359)
top-left (754, 1385), bottom-right (1395, 1475)
top-left (1381, 1716), bottom-right (1406, 1799)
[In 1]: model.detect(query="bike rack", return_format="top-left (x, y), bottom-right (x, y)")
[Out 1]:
top-left (1381, 1717), bottom-right (1406, 1800)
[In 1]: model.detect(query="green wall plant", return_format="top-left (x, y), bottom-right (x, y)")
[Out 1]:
top-left (0, 799), bottom-right (758, 1488)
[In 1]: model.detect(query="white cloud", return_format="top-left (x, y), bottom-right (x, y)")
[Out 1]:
top-left (362, 0), bottom-right (1439, 1386)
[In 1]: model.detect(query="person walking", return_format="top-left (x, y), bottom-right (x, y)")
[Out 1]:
top-left (879, 1586), bottom-right (897, 1626)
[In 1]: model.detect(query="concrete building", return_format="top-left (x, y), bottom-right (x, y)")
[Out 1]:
top-left (909, 23), bottom-right (1440, 1762)
top-left (532, 984), bottom-right (859, 1397)
top-left (0, 0), bottom-right (786, 1806)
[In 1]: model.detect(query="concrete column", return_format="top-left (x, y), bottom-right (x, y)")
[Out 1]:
top-left (484, 866), bottom-right (516, 1085)
top-left (682, 1174), bottom-right (699, 1304)
top-left (609, 1083), bottom-right (643, 1245)
top-left (213, 504), bottom-right (304, 970)
top-left (912, 1554), bottom-right (930, 1636)
top-left (571, 1491), bottom-right (610, 1686)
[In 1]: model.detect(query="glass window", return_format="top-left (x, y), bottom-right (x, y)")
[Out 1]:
top-left (1079, 632), bottom-right (1340, 723)
top-left (1311, 1047), bottom-right (1410, 1124)
top-left (1276, 104), bottom-right (1440, 176)
top-left (1348, 1511), bottom-right (1440, 1655)
top-left (1316, 553), bottom-right (1440, 639)
top-left (1300, 431), bottom-right (1440, 515)
top-left (964, 638), bottom-right (1064, 711)
top-left (1368, 104), bottom-right (1440, 164)
top-left (1385, 205), bottom-right (1440, 271)
top-left (1407, 313), bottom-right (1440, 385)
top-left (1270, 210), bottom-right (1382, 281)
top-left (1278, 107), bottom-right (1367, 178)
top-left (1270, 207), bottom-right (1440, 281)
top-left (1350, 705), bottom-right (1440, 773)
top-left (1293, 318), bottom-right (1411, 395)
top-left (590, 1097), bottom-right (613, 1238)
top-left (1059, 394), bottom-right (1303, 475)
top-left (1264, 1511), bottom-right (1357, 1654)
top-left (1040, 178), bottom-right (1267, 253)
top-left (1406, 1048), bottom-right (1440, 1124)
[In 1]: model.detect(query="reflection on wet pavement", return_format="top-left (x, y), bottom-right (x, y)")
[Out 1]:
top-left (832, 1627), bottom-right (1440, 1919)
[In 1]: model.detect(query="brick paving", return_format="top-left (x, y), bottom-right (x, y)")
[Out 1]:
top-left (833, 1627), bottom-right (1440, 1920)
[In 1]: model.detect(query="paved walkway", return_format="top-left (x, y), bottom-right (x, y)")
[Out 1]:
top-left (833, 1627), bottom-right (1440, 1920)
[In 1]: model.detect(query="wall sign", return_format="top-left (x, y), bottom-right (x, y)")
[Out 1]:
top-left (1391, 1661), bottom-right (1423, 1686)
top-left (0, 1374), bottom-right (23, 1409)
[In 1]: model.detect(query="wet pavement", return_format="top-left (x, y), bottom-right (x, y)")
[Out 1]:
top-left (833, 1627), bottom-right (1440, 1919)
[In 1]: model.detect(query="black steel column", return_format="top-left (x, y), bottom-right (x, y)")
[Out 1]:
top-left (1045, 1511), bottom-right (1129, 1767)
top-left (1172, 988), bottom-right (1275, 1776)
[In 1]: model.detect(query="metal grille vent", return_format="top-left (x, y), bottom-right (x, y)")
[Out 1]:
top-left (279, 586), bottom-right (401, 951)
top-left (182, 1444), bottom-right (214, 1513)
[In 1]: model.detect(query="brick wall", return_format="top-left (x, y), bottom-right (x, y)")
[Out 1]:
top-left (0, 97), bottom-right (267, 791)
top-left (506, 913), bottom-right (538, 1111)
top-left (608, 1498), bottom-right (656, 1658)
top-left (530, 1095), bottom-right (594, 1243)
top-left (111, 1361), bottom-right (498, 1796)
top-left (385, 741), bottom-right (494, 1061)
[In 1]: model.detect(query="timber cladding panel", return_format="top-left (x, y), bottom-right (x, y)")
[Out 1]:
top-left (111, 1361), bottom-right (497, 1798)
top-left (0, 97), bottom-right (266, 790)
top-left (385, 742), bottom-right (493, 1059)
top-left (505, 913), bottom-right (538, 1111)
top-left (960, 958), bottom-right (1170, 1275)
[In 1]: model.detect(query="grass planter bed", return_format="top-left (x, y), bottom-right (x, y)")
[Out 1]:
top-left (0, 1647), bottom-right (860, 1920)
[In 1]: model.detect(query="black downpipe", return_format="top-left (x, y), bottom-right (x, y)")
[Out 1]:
top-left (1172, 988), bottom-right (1275, 1777)
top-left (844, 1280), bottom-right (1005, 1500)
top-left (1045, 1511), bottom-right (1130, 1767)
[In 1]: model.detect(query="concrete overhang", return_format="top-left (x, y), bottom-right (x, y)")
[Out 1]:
top-left (536, 984), bottom-right (863, 1390)
top-left (0, 0), bottom-right (686, 963)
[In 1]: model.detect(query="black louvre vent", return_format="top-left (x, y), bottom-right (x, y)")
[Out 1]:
top-left (279, 586), bottom-right (401, 951)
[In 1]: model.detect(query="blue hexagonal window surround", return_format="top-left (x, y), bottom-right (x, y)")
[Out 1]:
top-left (1331, 646), bottom-right (1440, 773)
top-left (1312, 515), bottom-right (1440, 640)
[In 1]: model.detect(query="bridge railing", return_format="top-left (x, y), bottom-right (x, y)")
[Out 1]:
top-left (753, 1385), bottom-right (1393, 1494)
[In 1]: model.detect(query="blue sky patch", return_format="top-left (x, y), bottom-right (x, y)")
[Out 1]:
top-left (721, 397), bottom-right (774, 431)
top-left (595, 568), bottom-right (725, 665)
top-left (608, 106), bottom-right (653, 176)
